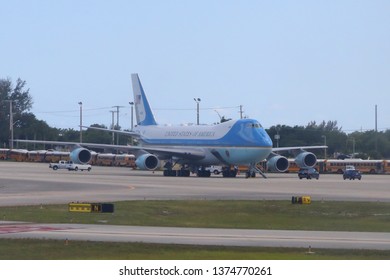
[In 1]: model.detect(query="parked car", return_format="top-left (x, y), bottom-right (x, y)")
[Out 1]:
top-left (345, 165), bottom-right (356, 171)
top-left (298, 168), bottom-right (319, 180)
top-left (343, 169), bottom-right (362, 180)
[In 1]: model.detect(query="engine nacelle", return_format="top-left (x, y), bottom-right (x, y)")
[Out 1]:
top-left (70, 148), bottom-right (92, 164)
top-left (295, 151), bottom-right (317, 168)
top-left (267, 155), bottom-right (289, 172)
top-left (135, 154), bottom-right (160, 170)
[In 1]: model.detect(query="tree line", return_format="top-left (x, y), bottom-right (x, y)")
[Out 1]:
top-left (1, 77), bottom-right (389, 158)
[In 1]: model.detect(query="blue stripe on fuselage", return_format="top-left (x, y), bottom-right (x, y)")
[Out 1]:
top-left (139, 119), bottom-right (273, 148)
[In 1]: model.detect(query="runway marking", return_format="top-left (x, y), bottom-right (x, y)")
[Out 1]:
top-left (0, 224), bottom-right (65, 234)
top-left (54, 227), bottom-right (390, 244)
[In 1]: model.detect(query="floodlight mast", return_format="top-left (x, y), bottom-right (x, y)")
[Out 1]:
top-left (194, 98), bottom-right (201, 125)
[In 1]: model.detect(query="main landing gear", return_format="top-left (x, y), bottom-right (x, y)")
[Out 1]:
top-left (196, 167), bottom-right (211, 177)
top-left (221, 166), bottom-right (238, 178)
top-left (163, 169), bottom-right (191, 177)
top-left (163, 161), bottom-right (191, 177)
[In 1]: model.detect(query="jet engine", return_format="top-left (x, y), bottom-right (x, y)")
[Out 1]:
top-left (70, 148), bottom-right (92, 164)
top-left (135, 154), bottom-right (160, 170)
top-left (267, 155), bottom-right (289, 173)
top-left (295, 151), bottom-right (317, 168)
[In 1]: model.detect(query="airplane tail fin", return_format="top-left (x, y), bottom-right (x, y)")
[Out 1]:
top-left (131, 73), bottom-right (157, 126)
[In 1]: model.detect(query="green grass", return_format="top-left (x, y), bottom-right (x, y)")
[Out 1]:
top-left (1, 239), bottom-right (390, 260)
top-left (2, 200), bottom-right (390, 232)
top-left (1, 200), bottom-right (390, 259)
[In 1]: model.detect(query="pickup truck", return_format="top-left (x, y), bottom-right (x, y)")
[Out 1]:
top-left (49, 160), bottom-right (92, 171)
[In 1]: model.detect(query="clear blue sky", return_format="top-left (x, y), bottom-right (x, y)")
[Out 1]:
top-left (1, 0), bottom-right (389, 132)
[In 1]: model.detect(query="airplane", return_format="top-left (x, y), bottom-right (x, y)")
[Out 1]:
top-left (15, 74), bottom-right (326, 178)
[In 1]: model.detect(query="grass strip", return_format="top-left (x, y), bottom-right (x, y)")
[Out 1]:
top-left (1, 239), bottom-right (390, 260)
top-left (2, 200), bottom-right (390, 259)
top-left (1, 200), bottom-right (390, 232)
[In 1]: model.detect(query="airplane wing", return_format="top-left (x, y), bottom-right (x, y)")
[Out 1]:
top-left (81, 126), bottom-right (140, 138)
top-left (79, 143), bottom-right (206, 160)
top-left (14, 139), bottom-right (206, 161)
top-left (84, 126), bottom-right (328, 153)
top-left (80, 126), bottom-right (208, 159)
top-left (272, 145), bottom-right (327, 152)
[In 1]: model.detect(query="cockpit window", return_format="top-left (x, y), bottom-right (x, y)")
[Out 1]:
top-left (247, 122), bottom-right (262, 128)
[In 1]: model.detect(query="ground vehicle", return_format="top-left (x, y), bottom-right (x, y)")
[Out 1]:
top-left (345, 165), bottom-right (356, 171)
top-left (298, 168), bottom-right (319, 180)
top-left (206, 165), bottom-right (223, 175)
top-left (49, 160), bottom-right (92, 171)
top-left (343, 169), bottom-right (362, 180)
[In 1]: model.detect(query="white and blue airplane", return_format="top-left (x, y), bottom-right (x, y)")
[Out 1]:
top-left (16, 74), bottom-right (326, 178)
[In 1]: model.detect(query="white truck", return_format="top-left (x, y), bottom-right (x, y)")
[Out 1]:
top-left (49, 160), bottom-right (92, 171)
top-left (205, 165), bottom-right (223, 175)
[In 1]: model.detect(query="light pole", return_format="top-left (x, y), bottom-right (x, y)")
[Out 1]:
top-left (321, 135), bottom-right (327, 159)
top-left (274, 127), bottom-right (280, 148)
top-left (78, 102), bottom-right (83, 143)
top-left (194, 98), bottom-right (201, 125)
top-left (129, 102), bottom-right (134, 131)
top-left (110, 110), bottom-right (116, 144)
top-left (5, 100), bottom-right (15, 149)
top-left (129, 102), bottom-right (135, 145)
top-left (274, 134), bottom-right (280, 148)
top-left (375, 104), bottom-right (378, 153)
top-left (112, 105), bottom-right (124, 145)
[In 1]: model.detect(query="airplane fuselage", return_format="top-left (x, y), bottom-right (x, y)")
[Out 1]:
top-left (135, 118), bottom-right (273, 165)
